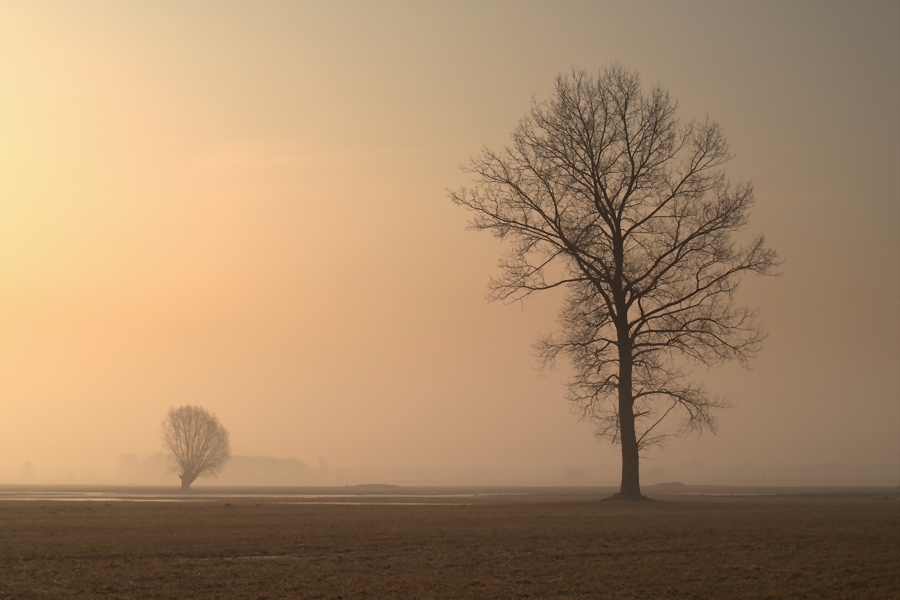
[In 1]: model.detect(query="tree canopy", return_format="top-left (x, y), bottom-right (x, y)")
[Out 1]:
top-left (161, 405), bottom-right (231, 491)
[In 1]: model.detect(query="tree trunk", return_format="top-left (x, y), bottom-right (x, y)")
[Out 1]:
top-left (179, 474), bottom-right (194, 492)
top-left (618, 398), bottom-right (641, 498)
top-left (616, 333), bottom-right (643, 499)
top-left (611, 232), bottom-right (642, 499)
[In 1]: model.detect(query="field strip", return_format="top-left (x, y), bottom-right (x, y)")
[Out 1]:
top-left (275, 501), bottom-right (476, 505)
top-left (0, 492), bottom-right (504, 503)
top-left (176, 555), bottom-right (294, 561)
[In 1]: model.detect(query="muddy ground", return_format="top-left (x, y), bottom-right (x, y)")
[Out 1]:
top-left (0, 490), bottom-right (897, 599)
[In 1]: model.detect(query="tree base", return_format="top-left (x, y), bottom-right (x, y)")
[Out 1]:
top-left (603, 492), bottom-right (654, 502)
top-left (179, 473), bottom-right (195, 492)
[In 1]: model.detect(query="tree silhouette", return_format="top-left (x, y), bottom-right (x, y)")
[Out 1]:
top-left (451, 66), bottom-right (778, 499)
top-left (161, 405), bottom-right (231, 491)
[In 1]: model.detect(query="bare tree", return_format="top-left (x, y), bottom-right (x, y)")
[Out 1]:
top-left (451, 67), bottom-right (778, 499)
top-left (161, 405), bottom-right (231, 491)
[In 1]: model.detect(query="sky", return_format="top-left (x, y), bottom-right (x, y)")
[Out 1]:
top-left (0, 1), bottom-right (897, 485)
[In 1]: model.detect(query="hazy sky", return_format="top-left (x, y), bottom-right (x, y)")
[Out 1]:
top-left (1, 1), bottom-right (897, 481)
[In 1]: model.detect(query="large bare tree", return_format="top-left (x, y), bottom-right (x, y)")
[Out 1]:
top-left (451, 67), bottom-right (778, 499)
top-left (161, 405), bottom-right (231, 491)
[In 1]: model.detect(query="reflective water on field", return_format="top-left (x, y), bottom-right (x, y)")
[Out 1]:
top-left (0, 484), bottom-right (890, 503)
top-left (0, 485), bottom-right (610, 504)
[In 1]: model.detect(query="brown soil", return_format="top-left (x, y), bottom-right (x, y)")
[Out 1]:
top-left (0, 493), bottom-right (897, 599)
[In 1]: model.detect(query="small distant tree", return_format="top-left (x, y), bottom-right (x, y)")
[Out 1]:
top-left (161, 405), bottom-right (231, 491)
top-left (451, 66), bottom-right (778, 499)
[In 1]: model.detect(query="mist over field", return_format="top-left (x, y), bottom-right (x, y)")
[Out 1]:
top-left (0, 1), bottom-right (898, 488)
top-left (4, 454), bottom-right (898, 490)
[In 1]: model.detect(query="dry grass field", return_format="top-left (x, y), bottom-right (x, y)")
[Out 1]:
top-left (0, 489), bottom-right (897, 599)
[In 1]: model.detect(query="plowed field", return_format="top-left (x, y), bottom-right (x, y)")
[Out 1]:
top-left (0, 491), bottom-right (897, 599)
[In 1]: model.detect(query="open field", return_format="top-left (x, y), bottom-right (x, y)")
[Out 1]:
top-left (0, 487), bottom-right (897, 599)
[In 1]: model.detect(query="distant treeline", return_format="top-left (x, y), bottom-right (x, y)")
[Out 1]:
top-left (217, 455), bottom-right (322, 486)
top-left (116, 453), bottom-right (326, 486)
top-left (6, 456), bottom-right (893, 487)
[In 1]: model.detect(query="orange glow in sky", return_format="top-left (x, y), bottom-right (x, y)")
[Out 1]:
top-left (0, 2), bottom-right (897, 485)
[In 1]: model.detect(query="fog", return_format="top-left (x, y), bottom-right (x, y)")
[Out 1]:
top-left (1, 1), bottom-right (897, 487)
